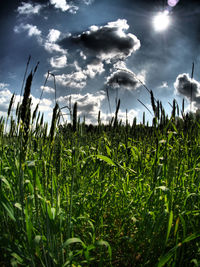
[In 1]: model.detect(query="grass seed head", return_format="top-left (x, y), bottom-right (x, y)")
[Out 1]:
top-left (73, 102), bottom-right (77, 132)
top-left (7, 93), bottom-right (15, 118)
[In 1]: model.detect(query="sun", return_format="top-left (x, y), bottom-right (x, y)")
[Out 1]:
top-left (153, 11), bottom-right (170, 32)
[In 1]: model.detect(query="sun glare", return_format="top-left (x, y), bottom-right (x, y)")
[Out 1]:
top-left (153, 11), bottom-right (170, 32)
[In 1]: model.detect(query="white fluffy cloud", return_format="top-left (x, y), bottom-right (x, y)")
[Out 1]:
top-left (55, 71), bottom-right (87, 89)
top-left (50, 55), bottom-right (67, 68)
top-left (14, 23), bottom-right (41, 37)
top-left (0, 83), bottom-right (9, 89)
top-left (84, 61), bottom-right (105, 78)
top-left (13, 25), bottom-right (67, 55)
top-left (57, 91), bottom-right (138, 124)
top-left (160, 82), bottom-right (168, 88)
top-left (50, 0), bottom-right (78, 13)
top-left (47, 29), bottom-right (61, 43)
top-left (54, 60), bottom-right (104, 88)
top-left (117, 109), bottom-right (138, 124)
top-left (44, 29), bottom-right (67, 54)
top-left (0, 89), bottom-right (13, 112)
top-left (31, 96), bottom-right (53, 112)
top-left (17, 2), bottom-right (44, 15)
top-left (0, 86), bottom-right (53, 119)
top-left (57, 91), bottom-right (106, 123)
top-left (44, 42), bottom-right (67, 54)
top-left (40, 86), bottom-right (55, 94)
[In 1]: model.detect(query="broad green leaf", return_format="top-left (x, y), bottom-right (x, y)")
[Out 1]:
top-left (63, 237), bottom-right (85, 248)
top-left (157, 243), bottom-right (181, 267)
top-left (183, 233), bottom-right (200, 243)
top-left (25, 207), bottom-right (32, 244)
top-left (0, 176), bottom-right (12, 191)
top-left (158, 233), bottom-right (200, 267)
top-left (11, 253), bottom-right (23, 264)
top-left (105, 145), bottom-right (111, 157)
top-left (2, 201), bottom-right (16, 221)
top-left (96, 155), bottom-right (116, 166)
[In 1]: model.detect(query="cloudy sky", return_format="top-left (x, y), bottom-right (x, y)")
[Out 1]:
top-left (1, 0), bottom-right (200, 124)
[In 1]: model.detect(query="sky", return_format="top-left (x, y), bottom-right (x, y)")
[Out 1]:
top-left (1, 0), bottom-right (200, 125)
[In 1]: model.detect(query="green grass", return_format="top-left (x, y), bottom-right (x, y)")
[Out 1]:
top-left (0, 74), bottom-right (200, 266)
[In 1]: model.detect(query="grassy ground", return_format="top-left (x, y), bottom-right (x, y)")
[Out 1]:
top-left (0, 73), bottom-right (200, 266)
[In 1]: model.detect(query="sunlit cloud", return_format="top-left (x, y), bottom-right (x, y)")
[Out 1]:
top-left (0, 89), bottom-right (13, 112)
top-left (60, 19), bottom-right (140, 62)
top-left (14, 23), bottom-right (42, 37)
top-left (0, 87), bottom-right (53, 118)
top-left (50, 55), bottom-right (67, 68)
top-left (174, 73), bottom-right (200, 109)
top-left (57, 91), bottom-right (106, 124)
top-left (55, 71), bottom-right (87, 89)
top-left (160, 82), bottom-right (169, 88)
top-left (44, 29), bottom-right (67, 54)
top-left (50, 0), bottom-right (78, 13)
top-left (44, 42), bottom-right (67, 54)
top-left (47, 29), bottom-right (61, 43)
top-left (40, 86), bottom-right (55, 94)
top-left (107, 70), bottom-right (140, 91)
top-left (107, 63), bottom-right (146, 92)
top-left (0, 83), bottom-right (9, 89)
top-left (17, 2), bottom-right (44, 15)
top-left (53, 60), bottom-right (104, 89)
top-left (83, 60), bottom-right (105, 78)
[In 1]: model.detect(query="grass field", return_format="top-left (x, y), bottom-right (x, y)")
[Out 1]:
top-left (0, 72), bottom-right (200, 266)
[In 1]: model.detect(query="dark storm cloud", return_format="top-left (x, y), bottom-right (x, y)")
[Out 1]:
top-left (107, 70), bottom-right (140, 90)
top-left (60, 19), bottom-right (140, 62)
top-left (174, 73), bottom-right (200, 108)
